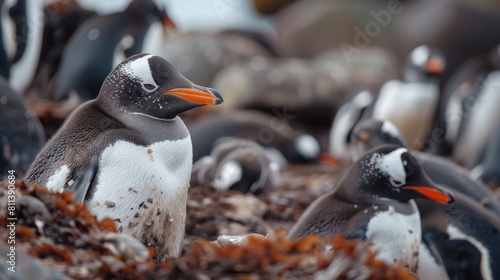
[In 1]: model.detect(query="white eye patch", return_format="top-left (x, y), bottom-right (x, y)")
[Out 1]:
top-left (212, 160), bottom-right (243, 191)
top-left (371, 148), bottom-right (408, 187)
top-left (121, 54), bottom-right (158, 92)
top-left (294, 134), bottom-right (320, 160)
top-left (410, 45), bottom-right (430, 68)
top-left (381, 120), bottom-right (402, 139)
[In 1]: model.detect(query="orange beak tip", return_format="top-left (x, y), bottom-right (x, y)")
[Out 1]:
top-left (356, 132), bottom-right (370, 144)
top-left (163, 16), bottom-right (176, 30)
top-left (404, 186), bottom-right (453, 204)
top-left (426, 58), bottom-right (445, 74)
top-left (163, 87), bottom-right (222, 105)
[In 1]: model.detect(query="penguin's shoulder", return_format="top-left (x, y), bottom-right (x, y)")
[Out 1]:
top-left (25, 102), bottom-right (129, 186)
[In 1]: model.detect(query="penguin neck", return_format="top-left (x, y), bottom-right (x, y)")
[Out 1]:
top-left (94, 98), bottom-right (189, 142)
top-left (118, 110), bottom-right (180, 130)
top-left (123, 111), bottom-right (190, 143)
top-left (404, 68), bottom-right (440, 84)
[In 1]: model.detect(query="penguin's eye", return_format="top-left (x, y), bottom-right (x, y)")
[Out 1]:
top-left (143, 83), bottom-right (156, 90)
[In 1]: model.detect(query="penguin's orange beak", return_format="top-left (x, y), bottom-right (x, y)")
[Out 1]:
top-left (163, 86), bottom-right (223, 105)
top-left (426, 57), bottom-right (445, 74)
top-left (354, 131), bottom-right (370, 144)
top-left (403, 185), bottom-right (453, 204)
top-left (163, 16), bottom-right (176, 29)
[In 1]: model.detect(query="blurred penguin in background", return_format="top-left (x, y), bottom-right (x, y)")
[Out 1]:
top-left (48, 0), bottom-right (175, 101)
top-left (0, 0), bottom-right (44, 94)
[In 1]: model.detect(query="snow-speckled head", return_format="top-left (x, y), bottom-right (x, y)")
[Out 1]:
top-left (97, 53), bottom-right (223, 120)
top-left (350, 119), bottom-right (408, 160)
top-left (352, 145), bottom-right (453, 204)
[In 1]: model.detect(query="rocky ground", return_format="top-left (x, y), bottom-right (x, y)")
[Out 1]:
top-left (0, 164), bottom-right (415, 279)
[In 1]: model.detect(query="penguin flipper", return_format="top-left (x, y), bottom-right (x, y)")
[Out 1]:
top-left (68, 163), bottom-right (97, 204)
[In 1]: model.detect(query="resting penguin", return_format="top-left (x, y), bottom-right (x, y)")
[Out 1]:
top-left (350, 119), bottom-right (500, 216)
top-left (288, 144), bottom-right (453, 272)
top-left (349, 119), bottom-right (500, 279)
top-left (416, 191), bottom-right (500, 280)
top-left (25, 53), bottom-right (223, 260)
top-left (192, 137), bottom-right (281, 193)
top-left (188, 110), bottom-right (321, 165)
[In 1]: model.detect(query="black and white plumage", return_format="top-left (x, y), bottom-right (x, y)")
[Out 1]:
top-left (49, 0), bottom-right (173, 100)
top-left (442, 45), bottom-right (500, 168)
top-left (328, 90), bottom-right (373, 162)
top-left (329, 45), bottom-right (445, 159)
top-left (371, 45), bottom-right (445, 150)
top-left (192, 137), bottom-right (281, 193)
top-left (188, 110), bottom-right (321, 165)
top-left (416, 191), bottom-right (500, 280)
top-left (288, 145), bottom-right (453, 272)
top-left (350, 119), bottom-right (500, 216)
top-left (470, 124), bottom-right (500, 187)
top-left (25, 53), bottom-right (223, 260)
top-left (349, 119), bottom-right (500, 279)
top-left (0, 0), bottom-right (43, 92)
top-left (0, 76), bottom-right (45, 178)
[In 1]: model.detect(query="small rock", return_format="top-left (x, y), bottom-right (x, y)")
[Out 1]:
top-left (216, 233), bottom-right (267, 247)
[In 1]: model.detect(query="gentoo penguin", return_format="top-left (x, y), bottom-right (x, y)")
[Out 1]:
top-left (371, 45), bottom-right (445, 150)
top-left (443, 45), bottom-right (500, 167)
top-left (350, 119), bottom-right (500, 216)
top-left (329, 45), bottom-right (445, 156)
top-left (287, 145), bottom-right (453, 271)
top-left (192, 137), bottom-right (281, 193)
top-left (328, 90), bottom-right (373, 162)
top-left (470, 124), bottom-right (500, 187)
top-left (0, 0), bottom-right (44, 93)
top-left (49, 0), bottom-right (174, 100)
top-left (350, 120), bottom-right (500, 279)
top-left (0, 75), bottom-right (45, 178)
top-left (25, 53), bottom-right (223, 260)
top-left (421, 229), bottom-right (484, 280)
top-left (188, 110), bottom-right (321, 165)
top-left (25, 1), bottom-right (97, 98)
top-left (416, 191), bottom-right (500, 280)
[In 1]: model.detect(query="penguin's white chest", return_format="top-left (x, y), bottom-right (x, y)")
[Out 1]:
top-left (365, 202), bottom-right (421, 271)
top-left (88, 136), bottom-right (192, 256)
top-left (373, 80), bottom-right (439, 149)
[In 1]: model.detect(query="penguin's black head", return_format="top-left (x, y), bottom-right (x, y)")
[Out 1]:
top-left (97, 53), bottom-right (223, 120)
top-left (405, 45), bottom-right (446, 82)
top-left (211, 146), bottom-right (281, 194)
top-left (127, 0), bottom-right (175, 29)
top-left (289, 134), bottom-right (322, 163)
top-left (352, 144), bottom-right (453, 204)
top-left (350, 119), bottom-right (408, 161)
